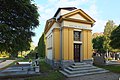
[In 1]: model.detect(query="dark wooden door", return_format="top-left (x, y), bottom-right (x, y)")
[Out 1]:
top-left (74, 44), bottom-right (81, 62)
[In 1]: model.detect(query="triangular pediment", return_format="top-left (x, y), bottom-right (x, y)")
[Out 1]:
top-left (60, 9), bottom-right (95, 23)
top-left (68, 13), bottom-right (87, 21)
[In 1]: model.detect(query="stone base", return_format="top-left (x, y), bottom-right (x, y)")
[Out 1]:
top-left (45, 58), bottom-right (74, 69)
top-left (61, 60), bottom-right (74, 69)
top-left (45, 57), bottom-right (54, 66)
top-left (45, 58), bottom-right (60, 69)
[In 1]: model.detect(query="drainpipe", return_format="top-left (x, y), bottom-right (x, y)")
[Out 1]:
top-left (56, 19), bottom-right (63, 68)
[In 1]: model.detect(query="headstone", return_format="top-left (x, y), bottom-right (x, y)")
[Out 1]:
top-left (34, 52), bottom-right (40, 72)
top-left (35, 66), bottom-right (39, 73)
top-left (93, 56), bottom-right (106, 65)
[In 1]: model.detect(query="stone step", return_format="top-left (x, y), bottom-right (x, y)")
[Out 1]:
top-left (71, 64), bottom-right (92, 68)
top-left (60, 62), bottom-right (109, 77)
top-left (60, 70), bottom-right (109, 77)
top-left (67, 66), bottom-right (97, 71)
top-left (64, 68), bottom-right (106, 74)
top-left (73, 62), bottom-right (87, 66)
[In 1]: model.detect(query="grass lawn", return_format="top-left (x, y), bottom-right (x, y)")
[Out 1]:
top-left (25, 60), bottom-right (66, 80)
top-left (96, 65), bottom-right (120, 73)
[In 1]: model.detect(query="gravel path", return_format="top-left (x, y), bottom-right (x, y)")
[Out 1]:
top-left (0, 60), bottom-right (15, 69)
top-left (66, 72), bottom-right (120, 80)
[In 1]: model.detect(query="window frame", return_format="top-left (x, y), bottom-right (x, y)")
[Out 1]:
top-left (74, 31), bottom-right (81, 41)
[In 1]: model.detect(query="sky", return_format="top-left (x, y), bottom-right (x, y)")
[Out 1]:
top-left (32, 0), bottom-right (120, 46)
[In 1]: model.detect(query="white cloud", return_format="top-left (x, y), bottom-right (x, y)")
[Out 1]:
top-left (92, 19), bottom-right (106, 33)
top-left (82, 0), bottom-right (106, 33)
top-left (37, 0), bottom-right (91, 22)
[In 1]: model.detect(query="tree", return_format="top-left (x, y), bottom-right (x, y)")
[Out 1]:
top-left (0, 0), bottom-right (39, 58)
top-left (26, 46), bottom-right (38, 58)
top-left (103, 20), bottom-right (117, 51)
top-left (110, 25), bottom-right (120, 49)
top-left (92, 36), bottom-right (105, 53)
top-left (38, 33), bottom-right (45, 58)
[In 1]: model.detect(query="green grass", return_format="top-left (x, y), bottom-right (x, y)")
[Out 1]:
top-left (96, 65), bottom-right (120, 73)
top-left (0, 57), bottom-right (14, 60)
top-left (25, 71), bottom-right (65, 80)
top-left (25, 60), bottom-right (66, 80)
top-left (40, 60), bottom-right (52, 72)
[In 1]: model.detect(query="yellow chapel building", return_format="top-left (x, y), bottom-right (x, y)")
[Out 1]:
top-left (44, 7), bottom-right (95, 68)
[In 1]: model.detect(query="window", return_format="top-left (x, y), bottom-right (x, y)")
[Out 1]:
top-left (74, 31), bottom-right (81, 41)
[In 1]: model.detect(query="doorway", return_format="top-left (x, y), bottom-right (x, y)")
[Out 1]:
top-left (74, 44), bottom-right (81, 62)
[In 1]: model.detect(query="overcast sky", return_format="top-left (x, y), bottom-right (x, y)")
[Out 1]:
top-left (32, 0), bottom-right (120, 46)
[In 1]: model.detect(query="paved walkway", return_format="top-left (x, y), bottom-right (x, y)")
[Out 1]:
top-left (0, 60), bottom-right (15, 69)
top-left (66, 72), bottom-right (120, 80)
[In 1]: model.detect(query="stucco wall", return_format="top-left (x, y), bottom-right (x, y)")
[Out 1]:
top-left (62, 27), bottom-right (74, 60)
top-left (69, 14), bottom-right (86, 21)
top-left (45, 23), bottom-right (59, 60)
top-left (53, 28), bottom-right (60, 61)
top-left (82, 30), bottom-right (92, 60)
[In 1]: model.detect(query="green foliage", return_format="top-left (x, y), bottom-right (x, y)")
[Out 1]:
top-left (104, 20), bottom-right (116, 36)
top-left (0, 51), bottom-right (9, 58)
top-left (103, 20), bottom-right (117, 51)
top-left (40, 60), bottom-right (52, 72)
top-left (110, 25), bottom-right (120, 49)
top-left (26, 47), bottom-right (38, 58)
top-left (92, 36), bottom-right (105, 53)
top-left (38, 33), bottom-right (45, 58)
top-left (0, 0), bottom-right (39, 58)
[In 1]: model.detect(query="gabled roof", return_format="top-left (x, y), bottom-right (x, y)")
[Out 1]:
top-left (44, 7), bottom-right (96, 34)
top-left (44, 18), bottom-right (55, 34)
top-left (54, 7), bottom-right (77, 17)
top-left (58, 9), bottom-right (96, 23)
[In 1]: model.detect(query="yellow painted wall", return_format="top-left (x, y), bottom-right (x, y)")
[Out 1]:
top-left (68, 28), bottom-right (74, 60)
top-left (82, 30), bottom-right (87, 60)
top-left (87, 31), bottom-right (92, 59)
top-left (82, 30), bottom-right (92, 60)
top-left (46, 25), bottom-right (92, 61)
top-left (53, 28), bottom-right (60, 61)
top-left (46, 26), bottom-right (92, 61)
top-left (62, 28), bottom-right (69, 60)
top-left (62, 27), bottom-right (74, 60)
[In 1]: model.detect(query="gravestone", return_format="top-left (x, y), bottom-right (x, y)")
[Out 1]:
top-left (93, 56), bottom-right (106, 65)
top-left (34, 52), bottom-right (40, 73)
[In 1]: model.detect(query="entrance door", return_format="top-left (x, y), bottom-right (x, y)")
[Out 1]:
top-left (74, 44), bottom-right (81, 62)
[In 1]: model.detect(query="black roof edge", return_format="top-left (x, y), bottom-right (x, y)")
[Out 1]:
top-left (53, 7), bottom-right (77, 17)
